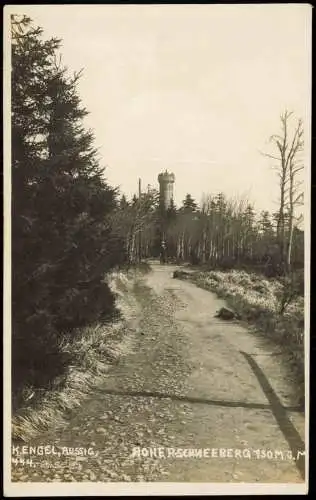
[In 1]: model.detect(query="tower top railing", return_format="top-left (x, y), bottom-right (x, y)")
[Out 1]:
top-left (158, 171), bottom-right (175, 183)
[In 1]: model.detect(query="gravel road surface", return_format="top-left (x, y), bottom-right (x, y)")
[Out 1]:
top-left (11, 263), bottom-right (305, 483)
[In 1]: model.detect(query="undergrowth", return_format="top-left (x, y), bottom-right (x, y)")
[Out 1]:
top-left (12, 265), bottom-right (150, 442)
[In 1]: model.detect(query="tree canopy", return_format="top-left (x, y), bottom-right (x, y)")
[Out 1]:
top-left (12, 15), bottom-right (124, 392)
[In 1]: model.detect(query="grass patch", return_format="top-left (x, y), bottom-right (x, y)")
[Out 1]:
top-left (12, 270), bottom-right (143, 442)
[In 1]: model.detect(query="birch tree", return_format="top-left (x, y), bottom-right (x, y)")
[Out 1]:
top-left (262, 111), bottom-right (304, 273)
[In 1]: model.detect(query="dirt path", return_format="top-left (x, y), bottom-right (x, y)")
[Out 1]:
top-left (11, 263), bottom-right (305, 483)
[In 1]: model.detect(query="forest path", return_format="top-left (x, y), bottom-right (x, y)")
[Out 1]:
top-left (11, 262), bottom-right (305, 484)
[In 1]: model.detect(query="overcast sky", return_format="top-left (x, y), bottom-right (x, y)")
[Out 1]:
top-left (8, 4), bottom-right (311, 213)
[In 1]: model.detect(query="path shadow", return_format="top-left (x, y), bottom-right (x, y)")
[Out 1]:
top-left (240, 350), bottom-right (305, 480)
top-left (96, 387), bottom-right (304, 413)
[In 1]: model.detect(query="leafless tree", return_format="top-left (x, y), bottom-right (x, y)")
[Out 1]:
top-left (261, 111), bottom-right (304, 272)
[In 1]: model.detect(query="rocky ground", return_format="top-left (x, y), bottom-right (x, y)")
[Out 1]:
top-left (11, 263), bottom-right (306, 484)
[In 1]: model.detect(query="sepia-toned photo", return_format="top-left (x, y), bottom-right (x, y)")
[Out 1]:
top-left (3, 4), bottom-right (311, 496)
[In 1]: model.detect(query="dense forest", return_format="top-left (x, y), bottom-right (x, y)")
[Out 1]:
top-left (114, 189), bottom-right (304, 276)
top-left (11, 15), bottom-right (305, 407)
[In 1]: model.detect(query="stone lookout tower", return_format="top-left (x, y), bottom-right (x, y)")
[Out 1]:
top-left (158, 170), bottom-right (175, 210)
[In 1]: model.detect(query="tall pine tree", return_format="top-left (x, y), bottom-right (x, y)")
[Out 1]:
top-left (11, 15), bottom-right (124, 393)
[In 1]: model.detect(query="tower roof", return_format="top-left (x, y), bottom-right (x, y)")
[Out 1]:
top-left (158, 171), bottom-right (175, 182)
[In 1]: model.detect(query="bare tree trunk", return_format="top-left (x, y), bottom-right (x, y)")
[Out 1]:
top-left (287, 218), bottom-right (294, 271)
top-left (286, 120), bottom-right (304, 272)
top-left (176, 236), bottom-right (181, 260)
top-left (201, 228), bottom-right (207, 264)
top-left (188, 237), bottom-right (192, 261)
top-left (208, 239), bottom-right (213, 261)
top-left (128, 232), bottom-right (136, 264)
top-left (278, 175), bottom-right (287, 269)
top-left (262, 111), bottom-right (303, 274)
top-left (177, 232), bottom-right (185, 261)
top-left (181, 232), bottom-right (185, 260)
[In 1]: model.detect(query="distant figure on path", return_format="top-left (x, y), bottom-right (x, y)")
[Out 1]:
top-left (160, 240), bottom-right (167, 264)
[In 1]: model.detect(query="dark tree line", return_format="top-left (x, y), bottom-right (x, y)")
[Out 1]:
top-left (11, 15), bottom-right (125, 395)
top-left (114, 189), bottom-right (304, 276)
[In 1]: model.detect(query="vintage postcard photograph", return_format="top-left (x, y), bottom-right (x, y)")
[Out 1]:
top-left (3, 4), bottom-right (311, 496)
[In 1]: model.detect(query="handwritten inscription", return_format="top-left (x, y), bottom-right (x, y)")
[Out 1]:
top-left (12, 445), bottom-right (98, 458)
top-left (11, 445), bottom-right (99, 470)
top-left (131, 446), bottom-right (306, 461)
